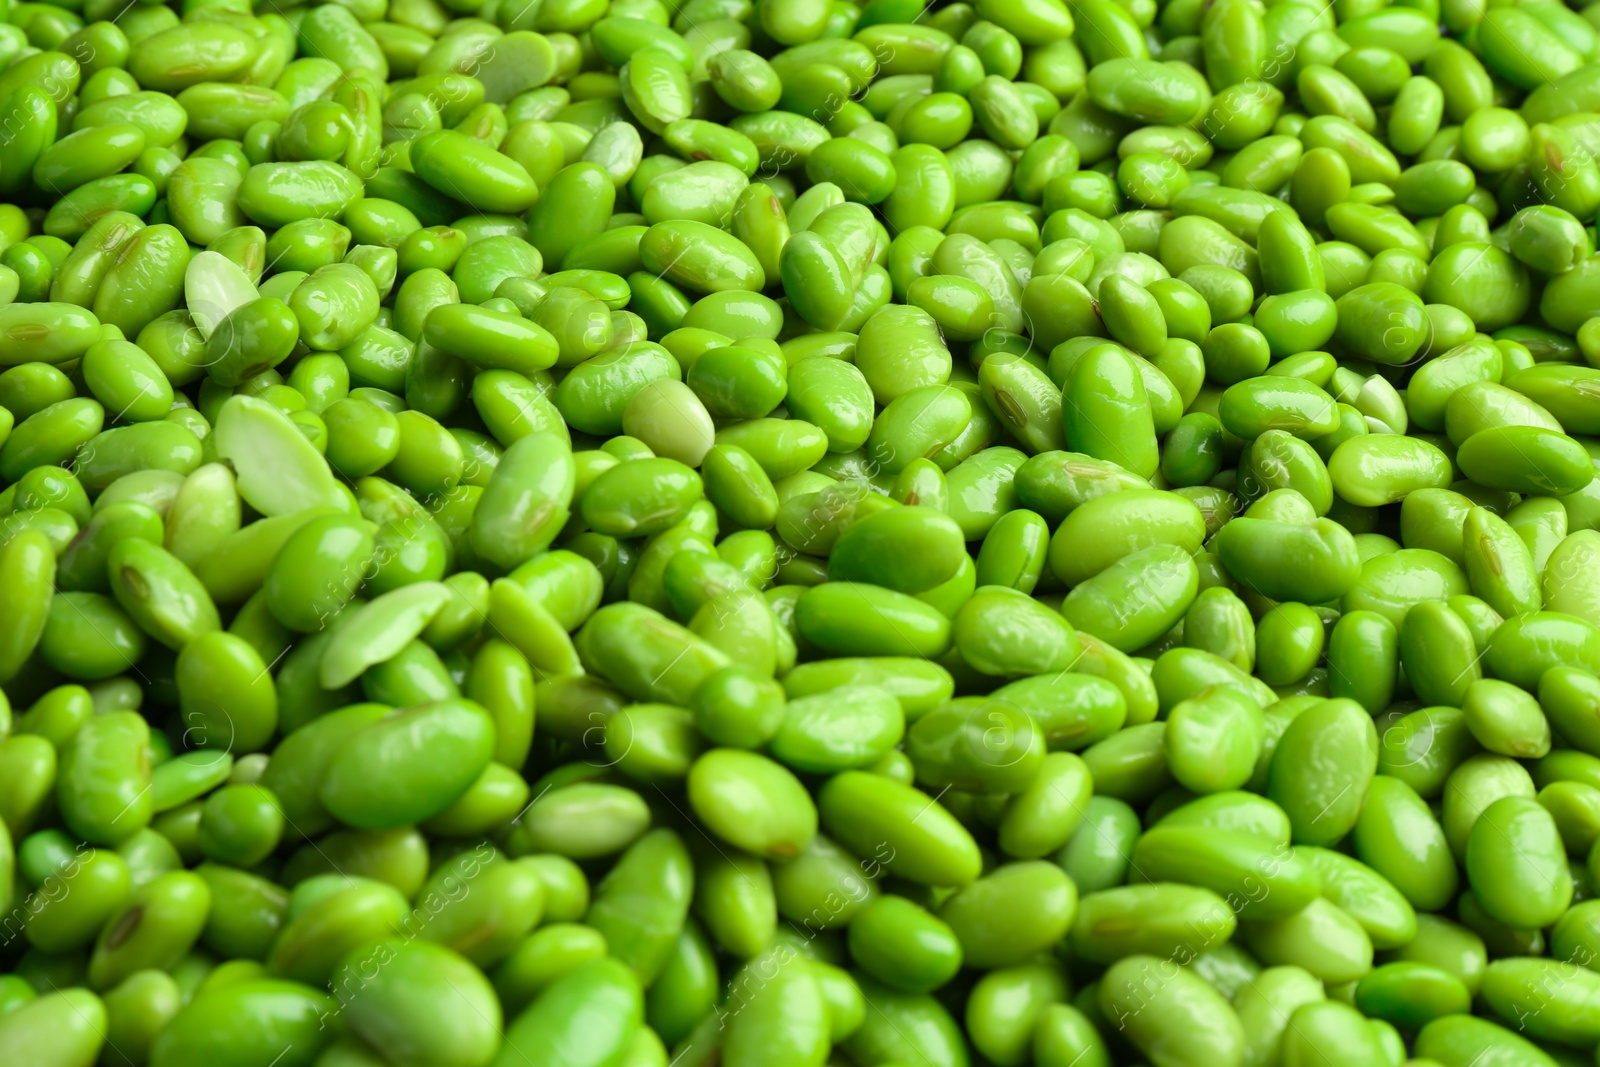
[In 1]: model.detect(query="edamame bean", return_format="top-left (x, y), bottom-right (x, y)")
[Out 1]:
top-left (0, 0), bottom-right (1597, 1062)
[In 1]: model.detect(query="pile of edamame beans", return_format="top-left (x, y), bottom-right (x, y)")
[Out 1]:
top-left (6, 0), bottom-right (1600, 1060)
